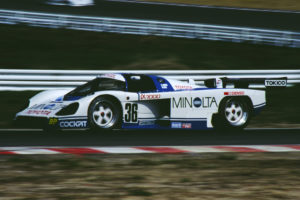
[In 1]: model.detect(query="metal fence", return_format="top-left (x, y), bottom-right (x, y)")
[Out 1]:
top-left (1, 69), bottom-right (299, 91)
top-left (0, 9), bottom-right (300, 47)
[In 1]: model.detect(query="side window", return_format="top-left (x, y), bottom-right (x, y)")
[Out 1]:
top-left (126, 75), bottom-right (156, 92)
top-left (94, 79), bottom-right (126, 91)
top-left (96, 79), bottom-right (115, 90)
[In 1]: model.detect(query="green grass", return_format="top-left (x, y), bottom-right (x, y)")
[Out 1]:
top-left (0, 24), bottom-right (300, 70)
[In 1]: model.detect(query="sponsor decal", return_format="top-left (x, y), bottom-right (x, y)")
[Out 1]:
top-left (173, 97), bottom-right (192, 108)
top-left (49, 118), bottom-right (58, 125)
top-left (224, 91), bottom-right (245, 96)
top-left (182, 123), bottom-right (192, 129)
top-left (139, 120), bottom-right (155, 126)
top-left (26, 103), bottom-right (67, 115)
top-left (59, 120), bottom-right (87, 128)
top-left (265, 80), bottom-right (287, 87)
top-left (174, 85), bottom-right (193, 90)
top-left (193, 97), bottom-right (202, 108)
top-left (161, 83), bottom-right (168, 89)
top-left (29, 103), bottom-right (65, 110)
top-left (140, 94), bottom-right (161, 100)
top-left (172, 97), bottom-right (218, 108)
top-left (171, 122), bottom-right (182, 129)
top-left (171, 122), bottom-right (192, 129)
top-left (26, 110), bottom-right (52, 115)
top-left (201, 97), bottom-right (218, 108)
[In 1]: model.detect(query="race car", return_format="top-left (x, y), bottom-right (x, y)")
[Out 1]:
top-left (15, 73), bottom-right (286, 131)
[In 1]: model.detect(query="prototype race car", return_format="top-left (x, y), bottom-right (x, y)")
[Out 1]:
top-left (15, 73), bottom-right (286, 131)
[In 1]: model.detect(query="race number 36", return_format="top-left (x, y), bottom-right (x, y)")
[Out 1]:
top-left (124, 103), bottom-right (138, 123)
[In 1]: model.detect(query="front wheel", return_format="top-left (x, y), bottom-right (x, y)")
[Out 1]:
top-left (213, 97), bottom-right (251, 131)
top-left (88, 96), bottom-right (121, 131)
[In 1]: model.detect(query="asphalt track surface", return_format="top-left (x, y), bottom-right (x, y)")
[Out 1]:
top-left (0, 128), bottom-right (300, 147)
top-left (1, 0), bottom-right (300, 31)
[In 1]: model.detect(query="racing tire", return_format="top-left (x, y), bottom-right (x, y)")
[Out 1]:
top-left (213, 97), bottom-right (251, 131)
top-left (88, 96), bottom-right (122, 131)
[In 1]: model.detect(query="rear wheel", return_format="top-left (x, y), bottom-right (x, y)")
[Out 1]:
top-left (213, 97), bottom-right (251, 131)
top-left (88, 96), bottom-right (121, 131)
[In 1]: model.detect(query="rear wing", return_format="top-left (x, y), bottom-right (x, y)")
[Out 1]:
top-left (204, 77), bottom-right (287, 89)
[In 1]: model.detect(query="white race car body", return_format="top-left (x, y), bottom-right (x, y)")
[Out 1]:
top-left (15, 73), bottom-right (266, 130)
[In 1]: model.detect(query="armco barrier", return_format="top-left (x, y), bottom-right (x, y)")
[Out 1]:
top-left (0, 69), bottom-right (299, 91)
top-left (0, 9), bottom-right (300, 47)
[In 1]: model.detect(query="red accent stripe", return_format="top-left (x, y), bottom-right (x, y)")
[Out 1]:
top-left (0, 151), bottom-right (16, 155)
top-left (277, 145), bottom-right (300, 150)
top-left (47, 148), bottom-right (106, 154)
top-left (213, 146), bottom-right (266, 152)
top-left (135, 147), bottom-right (188, 153)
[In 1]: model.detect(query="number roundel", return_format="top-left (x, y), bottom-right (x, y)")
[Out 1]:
top-left (124, 103), bottom-right (138, 123)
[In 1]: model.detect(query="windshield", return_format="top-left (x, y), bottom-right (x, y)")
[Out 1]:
top-left (64, 78), bottom-right (126, 100)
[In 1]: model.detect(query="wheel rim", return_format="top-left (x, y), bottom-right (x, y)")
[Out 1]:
top-left (224, 100), bottom-right (248, 127)
top-left (92, 101), bottom-right (116, 128)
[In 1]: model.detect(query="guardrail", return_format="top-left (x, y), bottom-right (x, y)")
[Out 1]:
top-left (0, 69), bottom-right (299, 91)
top-left (0, 9), bottom-right (300, 48)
